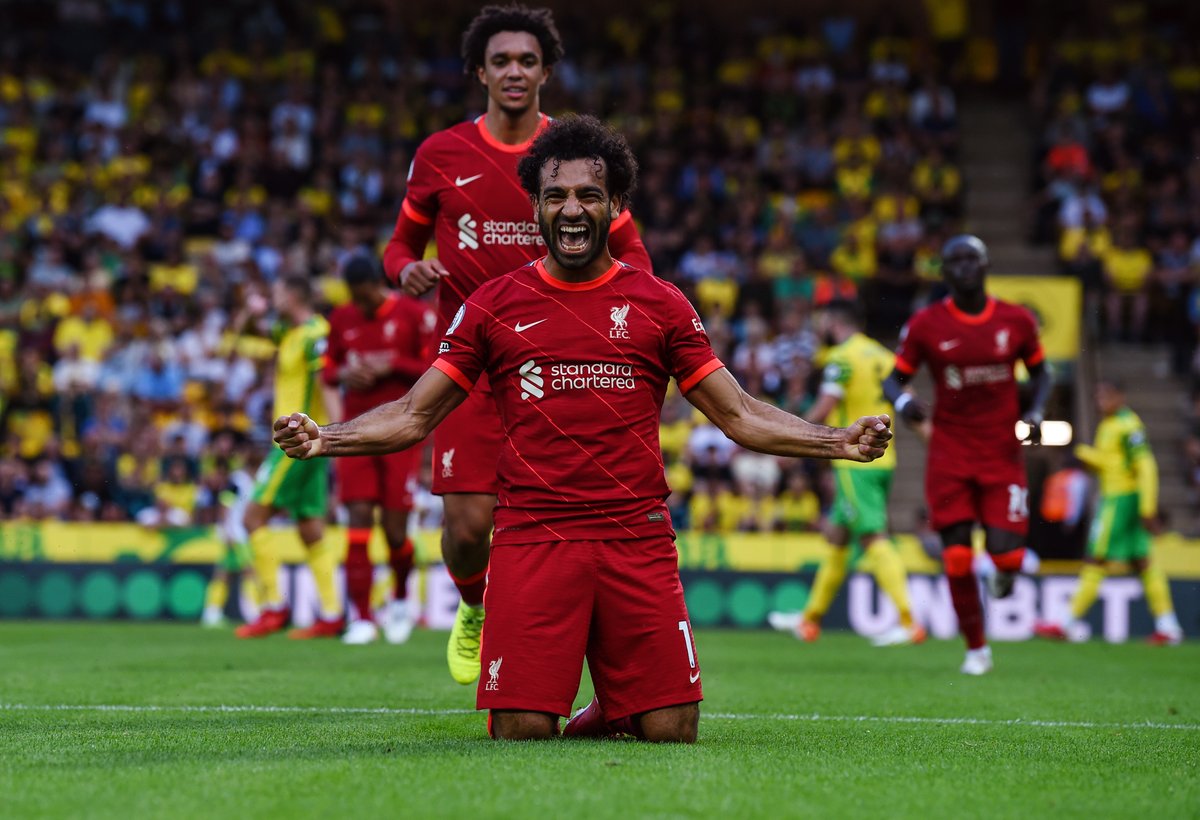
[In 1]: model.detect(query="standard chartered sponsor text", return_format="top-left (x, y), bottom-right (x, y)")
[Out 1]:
top-left (551, 362), bottom-right (637, 391)
top-left (483, 219), bottom-right (543, 246)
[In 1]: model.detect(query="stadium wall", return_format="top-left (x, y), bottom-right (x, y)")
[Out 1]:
top-left (1, 524), bottom-right (1197, 639)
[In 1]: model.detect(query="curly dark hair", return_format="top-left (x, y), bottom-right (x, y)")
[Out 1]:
top-left (460, 4), bottom-right (564, 73)
top-left (516, 115), bottom-right (639, 209)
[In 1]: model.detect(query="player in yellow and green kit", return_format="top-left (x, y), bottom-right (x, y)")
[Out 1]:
top-left (1035, 378), bottom-right (1183, 645)
top-left (768, 301), bottom-right (926, 646)
top-left (236, 276), bottom-right (344, 639)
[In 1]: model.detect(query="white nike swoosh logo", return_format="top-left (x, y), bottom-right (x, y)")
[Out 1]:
top-left (514, 319), bottom-right (547, 333)
top-left (689, 670), bottom-right (701, 684)
top-left (938, 339), bottom-right (961, 351)
top-left (455, 174), bottom-right (483, 187)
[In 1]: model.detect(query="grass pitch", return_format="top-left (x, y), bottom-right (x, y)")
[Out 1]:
top-left (1, 623), bottom-right (1196, 819)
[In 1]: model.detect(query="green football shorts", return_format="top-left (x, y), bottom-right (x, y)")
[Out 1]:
top-left (829, 467), bottom-right (893, 540)
top-left (1086, 492), bottom-right (1151, 563)
top-left (251, 448), bottom-right (329, 520)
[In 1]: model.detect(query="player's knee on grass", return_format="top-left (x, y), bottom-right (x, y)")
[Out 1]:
top-left (489, 710), bottom-right (558, 741)
top-left (638, 703), bottom-right (699, 744)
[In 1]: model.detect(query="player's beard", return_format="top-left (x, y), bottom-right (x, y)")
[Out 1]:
top-left (542, 212), bottom-right (611, 271)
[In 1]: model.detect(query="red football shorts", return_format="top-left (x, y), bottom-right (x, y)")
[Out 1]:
top-left (431, 386), bottom-right (502, 495)
top-left (336, 449), bottom-right (417, 511)
top-left (925, 456), bottom-right (1029, 535)
top-left (477, 537), bottom-right (703, 720)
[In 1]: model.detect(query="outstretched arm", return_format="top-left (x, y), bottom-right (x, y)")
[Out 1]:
top-left (273, 367), bottom-right (467, 459)
top-left (683, 367), bottom-right (891, 462)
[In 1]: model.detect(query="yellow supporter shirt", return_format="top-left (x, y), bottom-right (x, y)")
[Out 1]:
top-left (1102, 246), bottom-right (1153, 292)
top-left (836, 165), bottom-right (875, 200)
top-left (834, 136), bottom-right (881, 167)
top-left (830, 242), bottom-right (877, 282)
top-left (156, 481), bottom-right (199, 515)
top-left (819, 332), bottom-right (897, 469)
top-left (873, 194), bottom-right (920, 224)
top-left (118, 454), bottom-right (160, 486)
top-left (777, 489), bottom-right (821, 530)
top-left (53, 316), bottom-right (114, 362)
top-left (1074, 408), bottom-right (1158, 516)
top-left (924, 0), bottom-right (968, 40)
top-left (1059, 226), bottom-right (1112, 261)
top-left (274, 316), bottom-right (331, 424)
top-left (695, 277), bottom-right (739, 318)
top-left (912, 161), bottom-right (962, 199)
top-left (689, 490), bottom-right (743, 533)
top-left (149, 262), bottom-right (199, 295)
top-left (659, 420), bottom-right (692, 461)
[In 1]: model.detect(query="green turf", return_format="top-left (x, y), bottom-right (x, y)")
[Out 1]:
top-left (0, 624), bottom-right (1197, 819)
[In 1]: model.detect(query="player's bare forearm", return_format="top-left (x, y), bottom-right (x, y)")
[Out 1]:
top-left (274, 368), bottom-right (466, 459)
top-left (685, 367), bottom-right (891, 461)
top-left (1024, 361), bottom-right (1052, 420)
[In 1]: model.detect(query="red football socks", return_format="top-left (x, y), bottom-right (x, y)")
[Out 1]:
top-left (390, 539), bottom-right (415, 600)
top-left (345, 528), bottom-right (374, 623)
top-left (450, 567), bottom-right (487, 607)
top-left (990, 547), bottom-right (1025, 573)
top-left (943, 545), bottom-right (986, 650)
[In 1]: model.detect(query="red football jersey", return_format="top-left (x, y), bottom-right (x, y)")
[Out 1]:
top-left (894, 296), bottom-right (1044, 466)
top-left (432, 260), bottom-right (723, 546)
top-left (384, 114), bottom-right (649, 334)
top-left (325, 294), bottom-right (436, 418)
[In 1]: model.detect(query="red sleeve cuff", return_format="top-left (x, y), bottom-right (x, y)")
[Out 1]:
top-left (678, 358), bottom-right (724, 394)
top-left (432, 358), bottom-right (474, 391)
top-left (401, 198), bottom-right (433, 226)
top-left (893, 355), bottom-right (916, 375)
top-left (1025, 346), bottom-right (1045, 366)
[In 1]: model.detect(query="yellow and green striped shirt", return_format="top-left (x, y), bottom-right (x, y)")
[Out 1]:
top-left (1074, 407), bottom-right (1158, 516)
top-left (819, 331), bottom-right (896, 470)
top-left (273, 316), bottom-right (330, 425)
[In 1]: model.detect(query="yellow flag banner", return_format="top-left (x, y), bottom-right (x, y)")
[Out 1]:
top-left (987, 275), bottom-right (1082, 361)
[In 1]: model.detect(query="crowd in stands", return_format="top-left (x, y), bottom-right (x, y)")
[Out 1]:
top-left (1027, 4), bottom-right (1200, 536)
top-left (3, 2), bottom-right (1195, 535)
top-left (1031, 6), bottom-right (1200, 380)
top-left (0, 2), bottom-right (970, 529)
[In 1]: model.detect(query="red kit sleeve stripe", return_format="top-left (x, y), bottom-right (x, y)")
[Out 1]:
top-left (1025, 346), bottom-right (1045, 366)
top-left (678, 358), bottom-right (725, 394)
top-left (431, 358), bottom-right (474, 391)
top-left (893, 355), bottom-right (917, 375)
top-left (401, 198), bottom-right (433, 225)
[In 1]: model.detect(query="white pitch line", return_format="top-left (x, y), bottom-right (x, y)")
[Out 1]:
top-left (1, 703), bottom-right (1197, 731)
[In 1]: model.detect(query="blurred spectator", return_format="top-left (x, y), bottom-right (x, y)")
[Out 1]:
top-left (1101, 226), bottom-right (1153, 342)
top-left (0, 4), bottom-right (972, 523)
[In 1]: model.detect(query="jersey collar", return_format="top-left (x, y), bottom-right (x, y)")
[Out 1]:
top-left (943, 295), bottom-right (996, 325)
top-left (535, 258), bottom-right (623, 291)
top-left (475, 113), bottom-right (549, 154)
top-left (375, 293), bottom-right (400, 319)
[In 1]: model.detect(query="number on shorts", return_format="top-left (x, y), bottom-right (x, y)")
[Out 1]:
top-left (1007, 484), bottom-right (1029, 521)
top-left (677, 620), bottom-right (696, 669)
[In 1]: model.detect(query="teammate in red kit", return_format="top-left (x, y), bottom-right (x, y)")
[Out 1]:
top-left (884, 234), bottom-right (1051, 675)
top-left (382, 4), bottom-right (653, 684)
top-left (274, 116), bottom-right (892, 742)
top-left (324, 255), bottom-right (435, 645)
